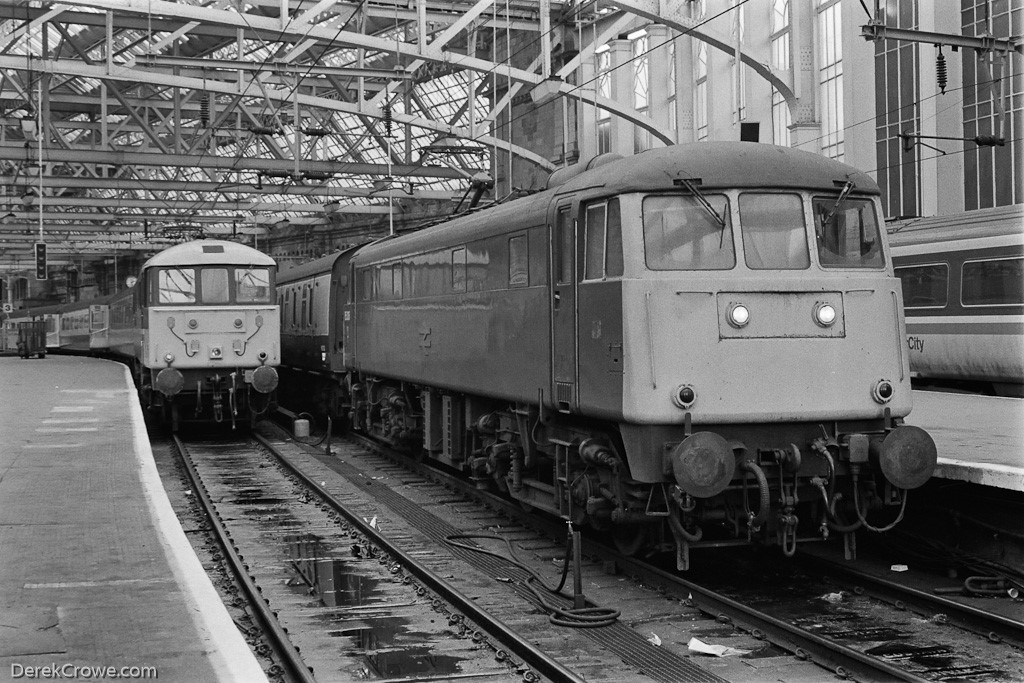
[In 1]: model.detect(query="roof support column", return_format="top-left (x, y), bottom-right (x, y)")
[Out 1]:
top-left (646, 24), bottom-right (673, 145)
top-left (788, 0), bottom-right (820, 152)
top-left (608, 38), bottom-right (634, 157)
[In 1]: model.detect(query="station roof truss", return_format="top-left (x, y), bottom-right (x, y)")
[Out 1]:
top-left (0, 0), bottom-right (791, 268)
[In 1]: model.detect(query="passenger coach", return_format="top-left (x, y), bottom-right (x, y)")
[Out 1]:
top-left (889, 205), bottom-right (1023, 396)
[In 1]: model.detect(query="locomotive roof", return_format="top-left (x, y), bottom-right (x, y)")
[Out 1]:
top-left (277, 246), bottom-right (359, 284)
top-left (550, 142), bottom-right (880, 196)
top-left (142, 239), bottom-right (276, 270)
top-left (353, 143), bottom-right (880, 265)
top-left (887, 204), bottom-right (1024, 246)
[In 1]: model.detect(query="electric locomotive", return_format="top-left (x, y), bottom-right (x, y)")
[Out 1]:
top-left (889, 204), bottom-right (1024, 396)
top-left (284, 143), bottom-right (937, 568)
top-left (108, 239), bottom-right (281, 429)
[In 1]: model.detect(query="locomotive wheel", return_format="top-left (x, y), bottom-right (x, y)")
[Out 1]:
top-left (611, 523), bottom-right (648, 557)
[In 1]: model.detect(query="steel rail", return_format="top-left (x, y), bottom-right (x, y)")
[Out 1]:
top-left (172, 436), bottom-right (316, 683)
top-left (334, 430), bottom-right (931, 683)
top-left (252, 433), bottom-right (585, 683)
top-left (799, 554), bottom-right (1024, 646)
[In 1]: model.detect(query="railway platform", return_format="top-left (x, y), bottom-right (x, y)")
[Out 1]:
top-left (0, 356), bottom-right (266, 683)
top-left (905, 390), bottom-right (1024, 492)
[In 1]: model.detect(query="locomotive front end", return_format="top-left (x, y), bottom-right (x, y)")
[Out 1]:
top-left (141, 242), bottom-right (279, 429)
top-left (606, 151), bottom-right (937, 567)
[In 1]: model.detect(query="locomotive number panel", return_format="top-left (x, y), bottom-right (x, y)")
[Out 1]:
top-left (716, 291), bottom-right (846, 339)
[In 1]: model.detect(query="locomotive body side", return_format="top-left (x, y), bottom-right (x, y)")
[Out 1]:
top-left (889, 206), bottom-right (1024, 396)
top-left (349, 197), bottom-right (551, 405)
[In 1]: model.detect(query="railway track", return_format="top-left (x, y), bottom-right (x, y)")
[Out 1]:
top-left (171, 435), bottom-right (314, 683)
top-left (169, 434), bottom-right (585, 682)
top-left (261, 416), bottom-right (1023, 683)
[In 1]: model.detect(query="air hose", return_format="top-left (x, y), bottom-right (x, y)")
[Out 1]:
top-left (740, 460), bottom-right (770, 528)
top-left (445, 531), bottom-right (620, 628)
top-left (852, 471), bottom-right (908, 533)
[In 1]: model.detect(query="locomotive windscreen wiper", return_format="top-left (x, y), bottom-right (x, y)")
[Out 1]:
top-left (821, 180), bottom-right (855, 229)
top-left (674, 177), bottom-right (727, 246)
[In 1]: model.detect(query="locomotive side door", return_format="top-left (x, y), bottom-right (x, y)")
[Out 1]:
top-left (550, 202), bottom-right (578, 412)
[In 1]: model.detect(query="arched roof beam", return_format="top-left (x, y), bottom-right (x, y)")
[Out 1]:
top-left (611, 0), bottom-right (796, 103)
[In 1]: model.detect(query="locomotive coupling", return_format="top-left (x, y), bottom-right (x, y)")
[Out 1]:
top-left (668, 432), bottom-right (736, 498)
top-left (873, 425), bottom-right (937, 490)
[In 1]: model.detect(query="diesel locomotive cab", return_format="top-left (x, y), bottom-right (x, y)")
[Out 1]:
top-left (141, 242), bottom-right (280, 428)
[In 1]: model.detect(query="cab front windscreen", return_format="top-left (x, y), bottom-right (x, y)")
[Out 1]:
top-left (152, 266), bottom-right (274, 304)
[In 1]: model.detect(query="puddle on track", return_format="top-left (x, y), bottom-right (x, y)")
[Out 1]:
top-left (287, 534), bottom-right (464, 679)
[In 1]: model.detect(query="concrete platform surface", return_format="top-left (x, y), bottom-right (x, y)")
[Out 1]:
top-left (0, 356), bottom-right (266, 683)
top-left (904, 390), bottom-right (1024, 491)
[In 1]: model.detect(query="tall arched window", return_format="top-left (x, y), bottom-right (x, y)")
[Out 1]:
top-left (818, 0), bottom-right (845, 160)
top-left (696, 42), bottom-right (708, 141)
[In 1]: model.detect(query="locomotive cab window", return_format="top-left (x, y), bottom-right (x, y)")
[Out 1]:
top-left (236, 267), bottom-right (272, 303)
top-left (201, 268), bottom-right (230, 304)
top-left (643, 194), bottom-right (734, 270)
top-left (584, 198), bottom-right (623, 280)
top-left (155, 268), bottom-right (197, 304)
top-left (738, 193), bottom-right (809, 270)
top-left (812, 196), bottom-right (884, 268)
top-left (895, 264), bottom-right (948, 308)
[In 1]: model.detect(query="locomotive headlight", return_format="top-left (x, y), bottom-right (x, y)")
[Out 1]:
top-left (726, 303), bottom-right (750, 328)
top-left (813, 302), bottom-right (837, 327)
top-left (163, 352), bottom-right (175, 365)
top-left (234, 318), bottom-right (243, 328)
top-left (188, 318), bottom-right (198, 329)
top-left (872, 379), bottom-right (894, 404)
top-left (209, 345), bottom-right (223, 359)
top-left (672, 384), bottom-right (697, 409)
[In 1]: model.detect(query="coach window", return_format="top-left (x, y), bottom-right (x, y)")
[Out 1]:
top-left (643, 194), bottom-right (734, 270)
top-left (201, 268), bottom-right (230, 304)
top-left (962, 258), bottom-right (1024, 306)
top-left (236, 268), bottom-right (272, 303)
top-left (452, 248), bottom-right (467, 292)
top-left (739, 193), bottom-right (809, 270)
top-left (156, 268), bottom-right (197, 303)
top-left (895, 264), bottom-right (948, 308)
top-left (812, 196), bottom-right (884, 268)
top-left (509, 235), bottom-right (529, 287)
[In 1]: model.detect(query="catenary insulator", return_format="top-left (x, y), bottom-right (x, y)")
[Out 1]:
top-left (936, 48), bottom-right (947, 95)
top-left (382, 104), bottom-right (393, 137)
top-left (200, 94), bottom-right (210, 127)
